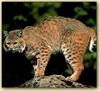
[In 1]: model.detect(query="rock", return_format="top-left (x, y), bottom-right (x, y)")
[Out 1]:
top-left (19, 75), bottom-right (95, 88)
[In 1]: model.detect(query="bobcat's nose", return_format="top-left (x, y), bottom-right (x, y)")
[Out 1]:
top-left (10, 48), bottom-right (16, 53)
top-left (8, 48), bottom-right (11, 51)
top-left (8, 48), bottom-right (13, 51)
top-left (7, 46), bottom-right (15, 52)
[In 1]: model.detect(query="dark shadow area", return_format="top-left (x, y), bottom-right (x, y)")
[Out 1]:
top-left (2, 50), bottom-right (97, 87)
top-left (2, 49), bottom-right (33, 87)
top-left (79, 68), bottom-right (97, 87)
top-left (45, 53), bottom-right (69, 77)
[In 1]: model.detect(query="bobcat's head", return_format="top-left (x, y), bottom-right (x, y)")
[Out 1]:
top-left (3, 29), bottom-right (26, 53)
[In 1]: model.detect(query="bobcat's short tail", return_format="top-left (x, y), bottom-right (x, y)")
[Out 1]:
top-left (88, 28), bottom-right (96, 52)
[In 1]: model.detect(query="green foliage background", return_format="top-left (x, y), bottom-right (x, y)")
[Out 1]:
top-left (2, 2), bottom-right (96, 71)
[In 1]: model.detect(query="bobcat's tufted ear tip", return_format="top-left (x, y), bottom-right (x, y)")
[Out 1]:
top-left (16, 29), bottom-right (23, 37)
top-left (3, 30), bottom-right (8, 39)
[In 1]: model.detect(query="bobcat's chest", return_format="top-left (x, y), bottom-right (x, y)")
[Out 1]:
top-left (24, 46), bottom-right (38, 60)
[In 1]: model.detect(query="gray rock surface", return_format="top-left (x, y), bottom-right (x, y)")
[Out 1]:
top-left (19, 75), bottom-right (94, 88)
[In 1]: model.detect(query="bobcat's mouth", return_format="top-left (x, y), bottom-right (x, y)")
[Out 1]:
top-left (8, 47), bottom-right (23, 53)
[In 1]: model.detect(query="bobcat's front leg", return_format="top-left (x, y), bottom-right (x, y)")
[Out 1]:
top-left (34, 47), bottom-right (51, 77)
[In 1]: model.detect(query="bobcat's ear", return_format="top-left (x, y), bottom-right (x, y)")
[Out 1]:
top-left (16, 29), bottom-right (23, 37)
top-left (3, 31), bottom-right (8, 39)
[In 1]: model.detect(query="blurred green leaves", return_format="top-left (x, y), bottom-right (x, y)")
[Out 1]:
top-left (23, 2), bottom-right (61, 22)
top-left (86, 18), bottom-right (96, 26)
top-left (2, 24), bottom-right (9, 31)
top-left (83, 2), bottom-right (96, 10)
top-left (74, 7), bottom-right (88, 18)
top-left (84, 52), bottom-right (96, 60)
top-left (74, 2), bottom-right (96, 27)
top-left (84, 51), bottom-right (96, 70)
top-left (13, 15), bottom-right (27, 22)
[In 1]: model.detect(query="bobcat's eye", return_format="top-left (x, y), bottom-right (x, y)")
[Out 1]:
top-left (94, 40), bottom-right (96, 45)
top-left (6, 42), bottom-right (10, 45)
top-left (13, 42), bottom-right (18, 45)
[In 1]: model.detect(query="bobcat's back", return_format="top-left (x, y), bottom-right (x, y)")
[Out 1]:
top-left (22, 16), bottom-right (89, 53)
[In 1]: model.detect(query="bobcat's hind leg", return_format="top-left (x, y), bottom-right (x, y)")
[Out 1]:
top-left (34, 47), bottom-right (52, 77)
top-left (61, 43), bottom-right (84, 81)
top-left (65, 62), bottom-right (84, 81)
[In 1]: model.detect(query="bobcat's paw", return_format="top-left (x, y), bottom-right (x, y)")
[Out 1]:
top-left (65, 76), bottom-right (77, 82)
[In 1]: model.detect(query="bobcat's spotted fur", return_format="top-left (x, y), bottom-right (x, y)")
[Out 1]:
top-left (3, 16), bottom-right (96, 81)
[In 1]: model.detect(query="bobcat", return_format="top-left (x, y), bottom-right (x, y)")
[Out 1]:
top-left (3, 16), bottom-right (96, 81)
